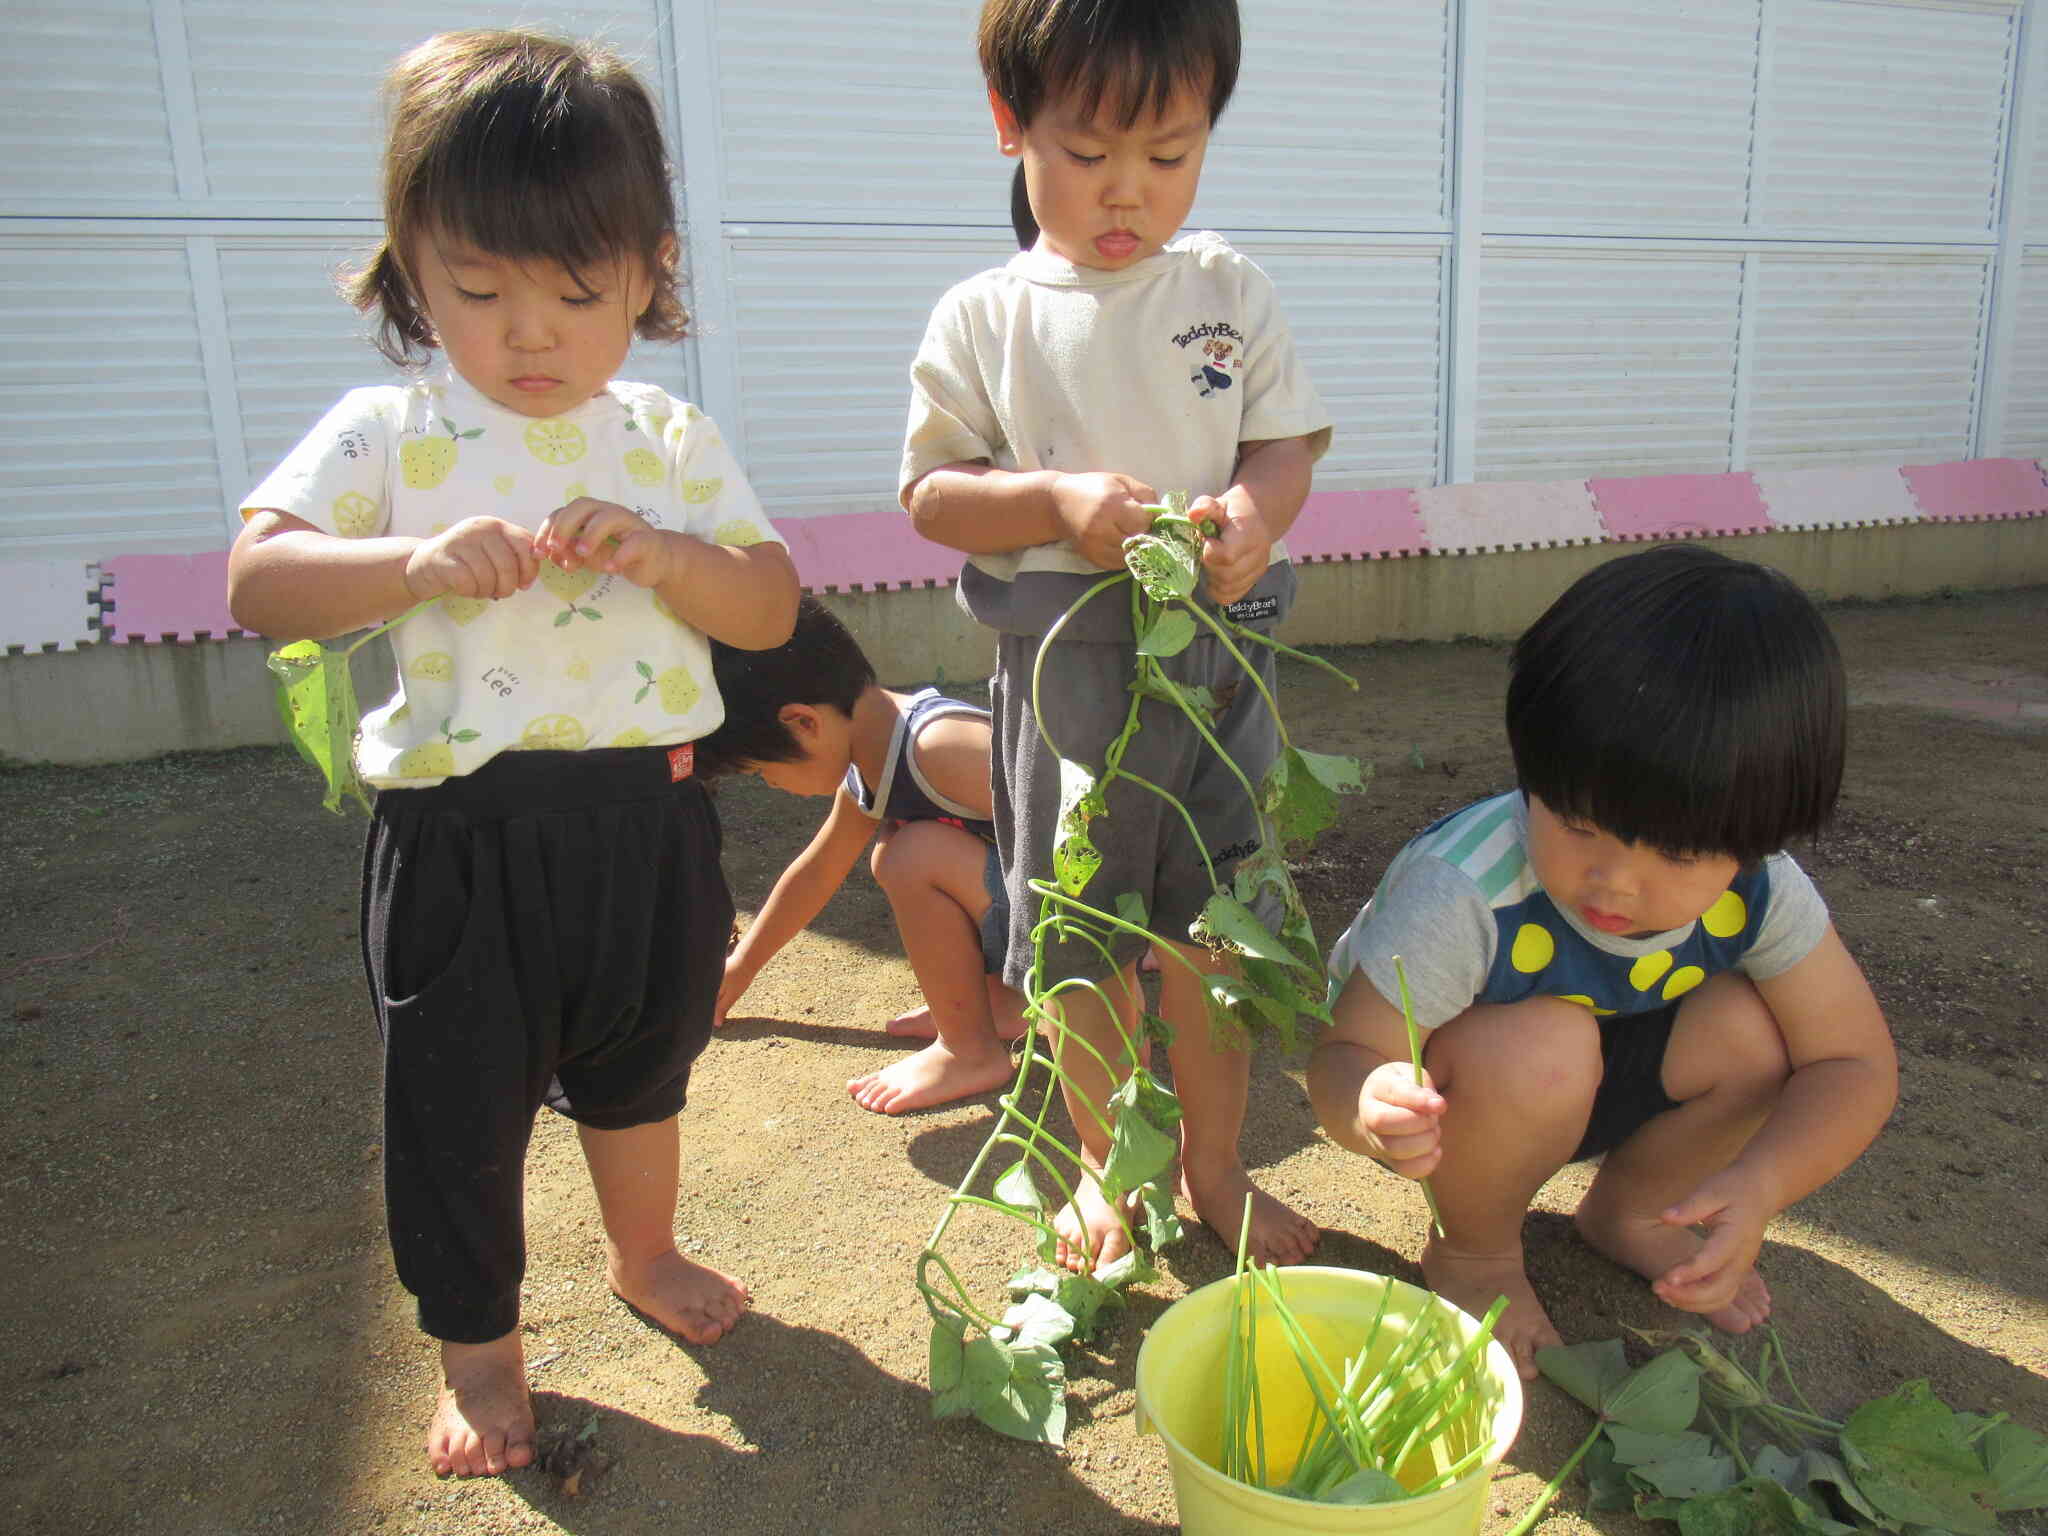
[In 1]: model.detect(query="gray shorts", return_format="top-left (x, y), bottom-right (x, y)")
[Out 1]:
top-left (987, 622), bottom-right (1280, 990)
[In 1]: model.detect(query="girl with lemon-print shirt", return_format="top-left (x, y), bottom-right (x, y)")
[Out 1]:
top-left (242, 371), bottom-right (778, 784)
top-left (226, 29), bottom-right (797, 1484)
top-left (1308, 544), bottom-right (1896, 1387)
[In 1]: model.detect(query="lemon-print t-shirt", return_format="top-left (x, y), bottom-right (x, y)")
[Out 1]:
top-left (1325, 791), bottom-right (1830, 1031)
top-left (243, 371), bottom-right (783, 789)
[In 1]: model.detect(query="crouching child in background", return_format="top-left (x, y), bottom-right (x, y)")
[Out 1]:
top-left (1308, 542), bottom-right (1898, 1378)
top-left (697, 596), bottom-right (1027, 1114)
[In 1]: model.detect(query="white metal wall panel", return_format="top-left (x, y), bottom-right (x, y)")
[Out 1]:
top-left (724, 231), bottom-right (1016, 518)
top-left (1474, 246), bottom-right (1744, 481)
top-left (1484, 0), bottom-right (1761, 233)
top-left (1746, 251), bottom-right (1990, 467)
top-left (0, 2), bottom-right (181, 205)
top-left (0, 242), bottom-right (223, 554)
top-left (1238, 239), bottom-right (1446, 487)
top-left (714, 5), bottom-right (992, 226)
top-left (1988, 252), bottom-right (2048, 455)
top-left (1195, 0), bottom-right (1451, 233)
top-left (217, 238), bottom-right (404, 488)
top-left (1757, 0), bottom-right (2015, 238)
top-left (183, 2), bottom-right (672, 213)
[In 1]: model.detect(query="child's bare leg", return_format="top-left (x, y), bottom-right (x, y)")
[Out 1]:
top-left (851, 822), bottom-right (1018, 1114)
top-left (1574, 975), bottom-right (1787, 1332)
top-left (578, 1118), bottom-right (749, 1343)
top-left (1155, 940), bottom-right (1318, 1266)
top-left (1425, 999), bottom-right (1604, 1378)
top-left (1047, 966), bottom-right (1145, 1274)
top-left (427, 1330), bottom-right (536, 1477)
top-left (887, 976), bottom-right (1030, 1041)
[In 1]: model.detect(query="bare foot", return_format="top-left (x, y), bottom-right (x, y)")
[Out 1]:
top-left (847, 1038), bottom-right (1015, 1114)
top-left (1052, 1173), bottom-right (1141, 1276)
top-left (1182, 1163), bottom-right (1319, 1267)
top-left (885, 980), bottom-right (1031, 1041)
top-left (1576, 1206), bottom-right (1773, 1333)
top-left (427, 1333), bottom-right (536, 1478)
top-left (1422, 1237), bottom-right (1560, 1380)
top-left (608, 1247), bottom-right (750, 1345)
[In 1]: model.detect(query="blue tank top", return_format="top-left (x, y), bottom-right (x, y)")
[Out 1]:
top-left (843, 689), bottom-right (995, 843)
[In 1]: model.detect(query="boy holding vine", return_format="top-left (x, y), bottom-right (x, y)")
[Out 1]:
top-left (902, 0), bottom-right (1332, 1272)
top-left (1309, 544), bottom-right (1898, 1380)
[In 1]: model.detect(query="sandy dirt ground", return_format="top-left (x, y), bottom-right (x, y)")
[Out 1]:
top-left (2, 585), bottom-right (2043, 1536)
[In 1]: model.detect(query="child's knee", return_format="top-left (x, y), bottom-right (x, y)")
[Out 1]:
top-left (1667, 976), bottom-right (1791, 1106)
top-left (1431, 996), bottom-right (1603, 1110)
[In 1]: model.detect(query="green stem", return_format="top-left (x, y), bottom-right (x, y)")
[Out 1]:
top-left (1391, 956), bottom-right (1447, 1240)
top-left (1501, 1422), bottom-right (1603, 1536)
top-left (344, 595), bottom-right (440, 655)
top-left (1210, 608), bottom-right (1359, 690)
top-left (1176, 593), bottom-right (1293, 753)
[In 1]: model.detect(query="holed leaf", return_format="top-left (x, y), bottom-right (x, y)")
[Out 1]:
top-left (1841, 1381), bottom-right (2000, 1535)
top-left (1192, 890), bottom-right (1308, 971)
top-left (269, 639), bottom-right (370, 815)
top-left (1053, 757), bottom-right (1106, 896)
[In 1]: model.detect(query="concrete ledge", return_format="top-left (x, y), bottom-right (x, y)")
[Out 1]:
top-left (5, 517), bottom-right (2042, 766)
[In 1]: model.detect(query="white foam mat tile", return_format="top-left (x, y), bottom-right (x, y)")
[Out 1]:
top-left (0, 561), bottom-right (102, 654)
top-left (1413, 479), bottom-right (1606, 554)
top-left (1754, 466), bottom-right (1924, 531)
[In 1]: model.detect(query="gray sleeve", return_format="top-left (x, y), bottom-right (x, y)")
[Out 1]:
top-left (1739, 853), bottom-right (1830, 981)
top-left (1326, 854), bottom-right (1498, 1031)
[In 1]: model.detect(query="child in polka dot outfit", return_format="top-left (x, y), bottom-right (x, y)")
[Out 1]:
top-left (227, 31), bottom-right (798, 1479)
top-left (1310, 543), bottom-right (1897, 1380)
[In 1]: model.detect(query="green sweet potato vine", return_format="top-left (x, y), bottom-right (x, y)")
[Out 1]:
top-left (917, 496), bottom-right (1370, 1445)
top-left (1509, 1327), bottom-right (2048, 1536)
top-left (268, 597), bottom-right (438, 814)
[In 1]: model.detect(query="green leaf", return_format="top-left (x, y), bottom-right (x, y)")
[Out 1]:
top-left (1628, 1448), bottom-right (1741, 1499)
top-left (1008, 1263), bottom-right (1121, 1339)
top-left (1091, 1245), bottom-right (1157, 1291)
top-left (992, 1158), bottom-right (1043, 1215)
top-left (1114, 891), bottom-right (1149, 930)
top-left (1762, 1447), bottom-right (1888, 1529)
top-left (1974, 1418), bottom-right (2048, 1511)
top-left (1192, 890), bottom-right (1308, 971)
top-left (1135, 607), bottom-right (1196, 658)
top-left (450, 729), bottom-right (482, 743)
top-left (1099, 1096), bottom-right (1176, 1202)
top-left (1605, 1349), bottom-right (1704, 1434)
top-left (1841, 1381), bottom-right (2000, 1534)
top-left (997, 1292), bottom-right (1076, 1352)
top-left (1610, 1427), bottom-right (1718, 1467)
top-left (636, 659), bottom-right (654, 681)
top-left (1537, 1338), bottom-right (1633, 1416)
top-left (1586, 1434), bottom-right (1637, 1511)
top-left (1139, 1180), bottom-right (1183, 1250)
top-left (1131, 670), bottom-right (1219, 717)
top-left (267, 639), bottom-right (370, 815)
top-left (929, 1312), bottom-right (970, 1418)
top-left (1674, 1476), bottom-right (1816, 1536)
top-left (1113, 1065), bottom-right (1183, 1132)
top-left (554, 610), bottom-right (572, 627)
top-left (959, 1334), bottom-right (1068, 1445)
top-left (1316, 1466), bottom-right (1410, 1505)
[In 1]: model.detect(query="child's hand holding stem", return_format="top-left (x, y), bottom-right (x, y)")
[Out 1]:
top-left (402, 516), bottom-right (540, 602)
top-left (1050, 471), bottom-right (1158, 569)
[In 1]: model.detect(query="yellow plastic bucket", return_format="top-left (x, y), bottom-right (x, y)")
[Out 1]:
top-left (1134, 1267), bottom-right (1522, 1536)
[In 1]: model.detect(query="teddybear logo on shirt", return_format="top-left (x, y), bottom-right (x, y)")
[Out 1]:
top-left (1172, 320), bottom-right (1246, 398)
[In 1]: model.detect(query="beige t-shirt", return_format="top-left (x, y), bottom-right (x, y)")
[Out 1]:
top-left (244, 371), bottom-right (782, 788)
top-left (900, 229), bottom-right (1332, 588)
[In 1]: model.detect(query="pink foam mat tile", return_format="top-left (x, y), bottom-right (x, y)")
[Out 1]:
top-left (101, 551), bottom-right (245, 643)
top-left (1589, 473), bottom-right (1773, 541)
top-left (1414, 480), bottom-right (1605, 554)
top-left (1286, 488), bottom-right (1429, 561)
top-left (1752, 466), bottom-right (1923, 532)
top-left (781, 509), bottom-right (963, 593)
top-left (0, 560), bottom-right (103, 654)
top-left (1899, 458), bottom-right (2048, 522)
